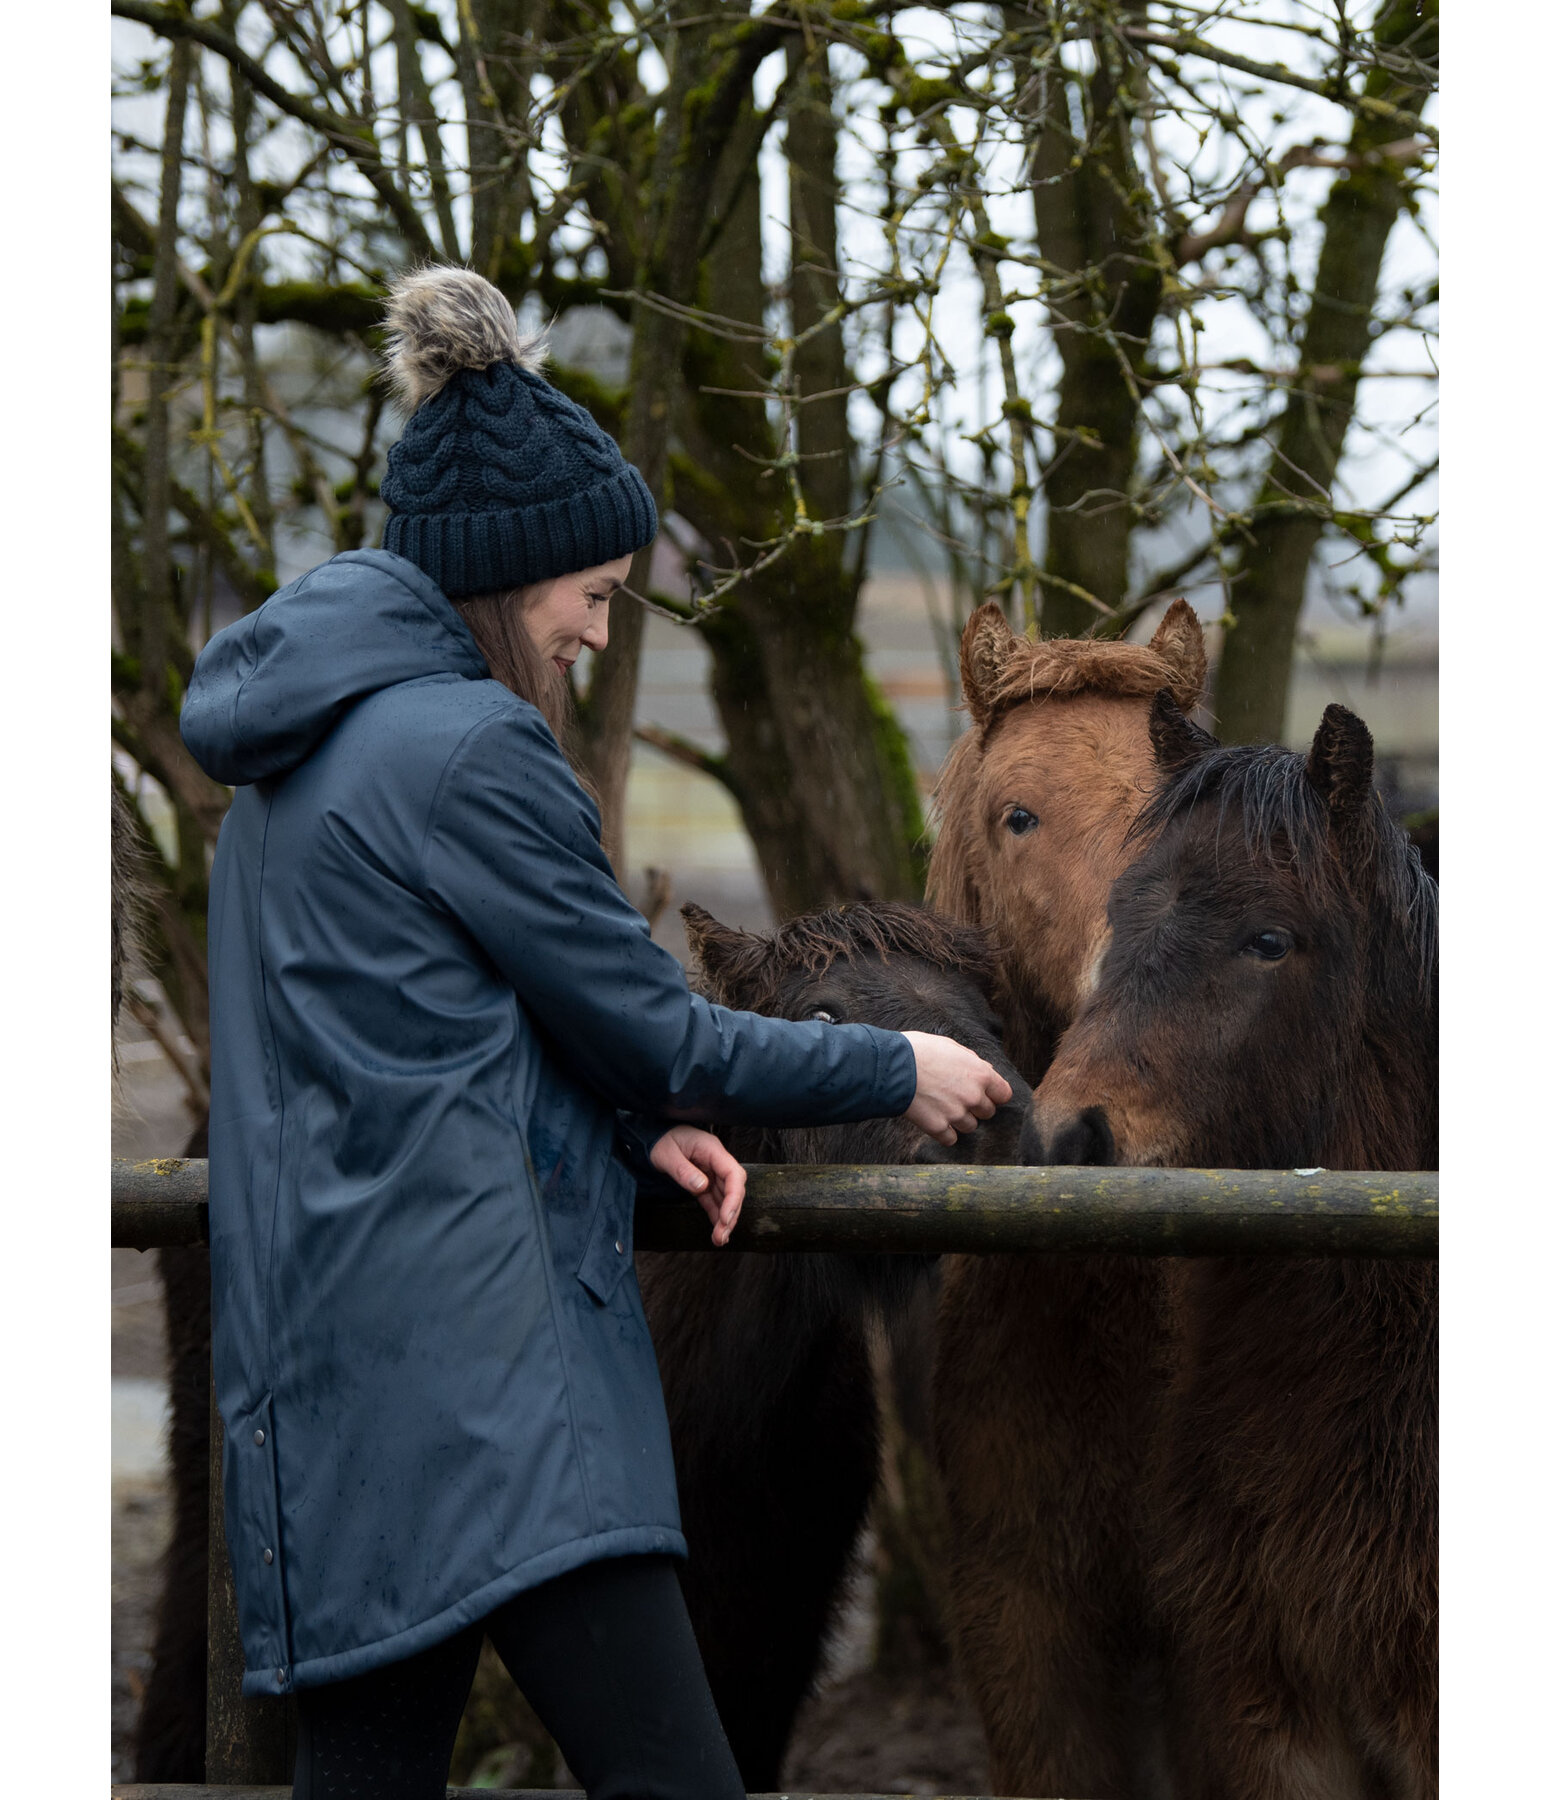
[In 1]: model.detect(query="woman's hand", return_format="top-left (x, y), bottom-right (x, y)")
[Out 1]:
top-left (649, 1125), bottom-right (748, 1247)
top-left (901, 1031), bottom-right (1015, 1147)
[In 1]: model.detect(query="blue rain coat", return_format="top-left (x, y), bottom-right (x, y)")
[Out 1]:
top-left (180, 549), bottom-right (916, 1696)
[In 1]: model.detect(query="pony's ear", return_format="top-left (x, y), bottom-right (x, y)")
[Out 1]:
top-left (1149, 688), bottom-right (1217, 775)
top-left (1306, 704), bottom-right (1375, 825)
top-left (680, 902), bottom-right (765, 1004)
top-left (959, 602), bottom-right (1018, 727)
top-left (1148, 599), bottom-right (1208, 712)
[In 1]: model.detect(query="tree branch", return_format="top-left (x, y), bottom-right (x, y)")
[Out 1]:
top-left (111, 699), bottom-right (233, 846)
top-left (112, 0), bottom-right (436, 256)
top-left (1121, 27), bottom-right (1437, 143)
top-left (632, 724), bottom-right (743, 802)
top-left (1174, 137), bottom-right (1429, 263)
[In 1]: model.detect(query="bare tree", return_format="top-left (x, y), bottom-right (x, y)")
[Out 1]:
top-left (113, 4), bottom-right (1437, 1075)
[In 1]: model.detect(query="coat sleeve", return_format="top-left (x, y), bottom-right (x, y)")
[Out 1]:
top-left (420, 701), bottom-right (918, 1126)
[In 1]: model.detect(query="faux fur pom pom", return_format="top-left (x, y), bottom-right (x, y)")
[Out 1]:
top-left (382, 265), bottom-right (548, 411)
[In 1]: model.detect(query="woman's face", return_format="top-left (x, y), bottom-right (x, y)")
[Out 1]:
top-left (523, 555), bottom-right (633, 674)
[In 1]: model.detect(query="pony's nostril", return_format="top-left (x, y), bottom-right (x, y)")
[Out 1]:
top-left (1051, 1106), bottom-right (1115, 1167)
top-left (1084, 1107), bottom-right (1116, 1166)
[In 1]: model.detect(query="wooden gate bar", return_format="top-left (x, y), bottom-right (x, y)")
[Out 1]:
top-left (112, 1156), bottom-right (1436, 1786)
top-left (112, 1153), bottom-right (1437, 1791)
top-left (113, 1157), bottom-right (1439, 1258)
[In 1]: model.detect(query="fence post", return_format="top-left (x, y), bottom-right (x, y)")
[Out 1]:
top-left (205, 1369), bottom-right (294, 1780)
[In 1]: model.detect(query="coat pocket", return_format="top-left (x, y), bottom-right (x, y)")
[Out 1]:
top-left (224, 1395), bottom-right (293, 1688)
top-left (576, 1160), bottom-right (635, 1307)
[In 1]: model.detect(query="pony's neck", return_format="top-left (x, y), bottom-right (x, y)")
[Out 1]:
top-left (1324, 1052), bottom-right (1429, 1172)
top-left (1325, 955), bottom-right (1438, 1173)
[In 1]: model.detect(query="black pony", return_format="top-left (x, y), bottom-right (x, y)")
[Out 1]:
top-left (131, 897), bottom-right (1031, 1785)
top-left (640, 900), bottom-right (1029, 1788)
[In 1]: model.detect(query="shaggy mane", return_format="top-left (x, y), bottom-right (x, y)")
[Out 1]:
top-left (686, 900), bottom-right (999, 1015)
top-left (1134, 743), bottom-right (1438, 989)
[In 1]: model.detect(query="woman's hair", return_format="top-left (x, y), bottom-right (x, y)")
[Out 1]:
top-left (453, 589), bottom-right (574, 742)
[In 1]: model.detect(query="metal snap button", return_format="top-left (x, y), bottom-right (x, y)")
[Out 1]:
top-left (275, 1667), bottom-right (287, 1686)
top-left (263, 1547), bottom-right (274, 1565)
top-left (614, 1239), bottom-right (624, 1254)
top-left (253, 1429), bottom-right (265, 1446)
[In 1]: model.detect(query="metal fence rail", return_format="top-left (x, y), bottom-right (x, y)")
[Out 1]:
top-left (113, 1158), bottom-right (1438, 1258)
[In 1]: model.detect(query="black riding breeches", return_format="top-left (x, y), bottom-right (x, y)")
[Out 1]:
top-left (289, 1554), bottom-right (746, 1800)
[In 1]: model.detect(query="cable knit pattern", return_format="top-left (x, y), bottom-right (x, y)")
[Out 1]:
top-left (381, 360), bottom-right (656, 596)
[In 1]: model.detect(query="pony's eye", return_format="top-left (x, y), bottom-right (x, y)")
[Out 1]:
top-left (1243, 930), bottom-right (1293, 961)
top-left (809, 1008), bottom-right (838, 1024)
top-left (1005, 807), bottom-right (1039, 837)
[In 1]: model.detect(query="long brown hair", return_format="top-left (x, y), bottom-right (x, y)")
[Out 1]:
top-left (453, 588), bottom-right (574, 743)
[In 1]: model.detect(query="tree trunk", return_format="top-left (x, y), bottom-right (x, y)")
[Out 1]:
top-left (575, 14), bottom-right (706, 859)
top-left (223, 12), bottom-right (276, 590)
top-left (1212, 0), bottom-right (1438, 743)
top-left (139, 36), bottom-right (193, 689)
top-left (388, 0), bottom-right (462, 261)
top-left (787, 45), bottom-right (851, 528)
top-left (1022, 16), bottom-right (1163, 640)
top-left (702, 593), bottom-right (927, 915)
top-left (574, 7), bottom-right (784, 861)
top-left (727, 557), bottom-right (926, 910)
top-left (457, 0), bottom-right (543, 281)
top-left (672, 43), bottom-right (925, 914)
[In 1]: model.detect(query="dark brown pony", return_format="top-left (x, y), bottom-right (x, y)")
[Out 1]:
top-left (1028, 697), bottom-right (1438, 1798)
top-left (639, 901), bottom-right (1029, 1788)
top-left (926, 600), bottom-right (1206, 1796)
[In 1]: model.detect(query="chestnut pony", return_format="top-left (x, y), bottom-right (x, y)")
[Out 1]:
top-left (927, 598), bottom-right (1207, 1795)
top-left (1028, 696), bottom-right (1437, 1799)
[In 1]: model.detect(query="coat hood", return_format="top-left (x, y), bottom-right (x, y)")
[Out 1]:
top-left (180, 550), bottom-right (489, 786)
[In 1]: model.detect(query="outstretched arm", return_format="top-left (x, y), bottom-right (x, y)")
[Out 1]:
top-left (422, 702), bottom-right (914, 1125)
top-left (423, 701), bottom-right (1009, 1134)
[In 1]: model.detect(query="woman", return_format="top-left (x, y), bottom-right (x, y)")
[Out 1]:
top-left (180, 266), bottom-right (1010, 1800)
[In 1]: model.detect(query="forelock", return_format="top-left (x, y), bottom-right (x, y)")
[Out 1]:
top-left (706, 901), bottom-right (1000, 1013)
top-left (1134, 743), bottom-right (1437, 988)
top-left (975, 634), bottom-right (1205, 722)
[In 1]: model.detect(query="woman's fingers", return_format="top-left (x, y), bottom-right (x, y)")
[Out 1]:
top-left (686, 1135), bottom-right (746, 1246)
top-left (901, 1032), bottom-right (1014, 1143)
top-left (647, 1127), bottom-right (746, 1246)
top-left (652, 1138), bottom-right (711, 1196)
top-left (982, 1071), bottom-right (1014, 1107)
top-left (690, 1133), bottom-right (747, 1205)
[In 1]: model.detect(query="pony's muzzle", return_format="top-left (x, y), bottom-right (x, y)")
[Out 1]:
top-left (1020, 1104), bottom-right (1115, 1167)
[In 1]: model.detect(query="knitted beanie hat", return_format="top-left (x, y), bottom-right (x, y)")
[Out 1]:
top-left (378, 267), bottom-right (656, 598)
